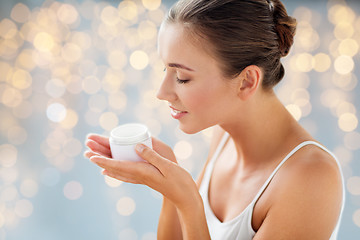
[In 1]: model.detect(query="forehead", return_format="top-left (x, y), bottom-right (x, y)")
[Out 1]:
top-left (157, 23), bottom-right (218, 71)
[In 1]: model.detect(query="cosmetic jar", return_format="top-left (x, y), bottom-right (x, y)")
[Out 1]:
top-left (109, 123), bottom-right (152, 161)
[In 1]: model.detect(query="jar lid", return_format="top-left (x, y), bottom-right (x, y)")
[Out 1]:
top-left (110, 123), bottom-right (150, 145)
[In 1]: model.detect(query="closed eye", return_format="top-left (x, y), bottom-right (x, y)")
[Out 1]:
top-left (176, 77), bottom-right (190, 84)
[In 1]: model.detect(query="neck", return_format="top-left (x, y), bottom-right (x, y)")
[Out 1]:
top-left (220, 91), bottom-right (309, 170)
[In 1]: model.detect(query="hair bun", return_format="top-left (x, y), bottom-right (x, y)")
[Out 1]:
top-left (271, 0), bottom-right (297, 57)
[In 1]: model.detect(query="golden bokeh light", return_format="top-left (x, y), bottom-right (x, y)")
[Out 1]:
top-left (118, 1), bottom-right (138, 21)
top-left (63, 138), bottom-right (82, 158)
top-left (294, 21), bottom-right (320, 52)
top-left (0, 61), bottom-right (12, 82)
top-left (0, 144), bottom-right (17, 168)
top-left (63, 181), bottom-right (83, 200)
top-left (338, 38), bottom-right (359, 56)
top-left (11, 68), bottom-right (32, 90)
top-left (15, 49), bottom-right (36, 70)
top-left (10, 3), bottom-right (31, 23)
top-left (293, 53), bottom-right (313, 73)
top-left (99, 111), bottom-right (119, 131)
top-left (108, 92), bottom-right (127, 111)
top-left (45, 78), bottom-right (66, 98)
top-left (0, 18), bottom-right (18, 39)
top-left (328, 4), bottom-right (356, 24)
top-left (312, 53), bottom-right (331, 72)
top-left (14, 199), bottom-right (33, 218)
top-left (33, 32), bottom-right (55, 52)
top-left (142, 0), bottom-right (162, 11)
top-left (57, 4), bottom-right (79, 25)
top-left (116, 197), bottom-right (136, 216)
top-left (104, 175), bottom-right (123, 188)
top-left (0, 38), bottom-right (21, 59)
top-left (347, 176), bottom-right (360, 195)
top-left (61, 43), bottom-right (82, 63)
top-left (20, 179), bottom-right (38, 198)
top-left (353, 209), bottom-right (360, 228)
top-left (174, 140), bottom-right (193, 160)
top-left (286, 104), bottom-right (302, 121)
top-left (334, 55), bottom-right (354, 75)
top-left (138, 20), bottom-right (157, 40)
top-left (147, 8), bottom-right (165, 24)
top-left (102, 69), bottom-right (125, 93)
top-left (1, 87), bottom-right (23, 108)
top-left (335, 101), bottom-right (356, 117)
top-left (82, 76), bottom-right (102, 94)
top-left (332, 73), bottom-right (357, 91)
top-left (46, 103), bottom-right (67, 122)
top-left (60, 109), bottom-right (79, 129)
top-left (338, 113), bottom-right (358, 132)
top-left (101, 6), bottom-right (121, 26)
top-left (334, 22), bottom-right (354, 39)
top-left (130, 50), bottom-right (149, 70)
top-left (70, 32), bottom-right (92, 50)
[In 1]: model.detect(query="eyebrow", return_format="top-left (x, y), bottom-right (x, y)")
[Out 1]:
top-left (168, 63), bottom-right (194, 71)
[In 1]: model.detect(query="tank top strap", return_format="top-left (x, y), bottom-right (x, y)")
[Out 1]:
top-left (209, 132), bottom-right (230, 165)
top-left (251, 141), bottom-right (328, 203)
top-left (199, 132), bottom-right (229, 193)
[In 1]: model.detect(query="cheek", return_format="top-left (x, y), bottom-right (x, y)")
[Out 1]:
top-left (184, 85), bottom-right (223, 112)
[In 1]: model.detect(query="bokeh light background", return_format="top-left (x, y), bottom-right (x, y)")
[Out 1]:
top-left (0, 0), bottom-right (359, 239)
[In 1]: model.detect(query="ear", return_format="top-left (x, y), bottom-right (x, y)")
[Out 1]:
top-left (237, 65), bottom-right (262, 101)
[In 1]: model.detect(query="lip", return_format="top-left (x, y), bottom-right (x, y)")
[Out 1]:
top-left (169, 105), bottom-right (188, 120)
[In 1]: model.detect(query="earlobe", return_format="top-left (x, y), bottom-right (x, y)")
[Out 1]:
top-left (237, 65), bottom-right (262, 100)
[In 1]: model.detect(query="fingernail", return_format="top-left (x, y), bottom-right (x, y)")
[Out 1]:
top-left (135, 144), bottom-right (145, 153)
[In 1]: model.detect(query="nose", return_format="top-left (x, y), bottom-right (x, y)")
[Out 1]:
top-left (156, 75), bottom-right (177, 102)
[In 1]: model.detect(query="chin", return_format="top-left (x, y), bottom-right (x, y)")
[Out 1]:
top-left (178, 122), bottom-right (212, 135)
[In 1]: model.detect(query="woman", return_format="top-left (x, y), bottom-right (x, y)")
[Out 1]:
top-left (84, 0), bottom-right (344, 239)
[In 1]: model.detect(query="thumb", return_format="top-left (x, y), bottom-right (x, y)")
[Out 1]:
top-left (135, 144), bottom-right (170, 171)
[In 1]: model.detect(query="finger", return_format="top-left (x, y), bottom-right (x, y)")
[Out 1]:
top-left (84, 150), bottom-right (100, 159)
top-left (151, 137), bottom-right (163, 151)
top-left (102, 169), bottom-right (138, 184)
top-left (90, 155), bottom-right (118, 169)
top-left (135, 144), bottom-right (173, 174)
top-left (86, 139), bottom-right (112, 158)
top-left (150, 137), bottom-right (177, 162)
top-left (92, 156), bottom-right (162, 186)
top-left (90, 155), bottom-right (141, 174)
top-left (86, 134), bottom-right (110, 148)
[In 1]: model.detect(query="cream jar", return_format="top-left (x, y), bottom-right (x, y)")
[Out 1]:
top-left (109, 123), bottom-right (152, 161)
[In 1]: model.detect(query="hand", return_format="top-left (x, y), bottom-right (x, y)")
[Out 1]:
top-left (84, 134), bottom-right (199, 210)
top-left (84, 134), bottom-right (177, 162)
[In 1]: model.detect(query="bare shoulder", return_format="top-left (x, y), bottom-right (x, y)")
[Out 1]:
top-left (254, 143), bottom-right (343, 239)
top-left (195, 125), bottom-right (226, 186)
top-left (278, 143), bottom-right (343, 194)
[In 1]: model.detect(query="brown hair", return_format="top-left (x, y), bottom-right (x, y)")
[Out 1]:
top-left (164, 0), bottom-right (297, 89)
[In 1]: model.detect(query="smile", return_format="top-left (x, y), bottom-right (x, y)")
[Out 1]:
top-left (169, 105), bottom-right (188, 119)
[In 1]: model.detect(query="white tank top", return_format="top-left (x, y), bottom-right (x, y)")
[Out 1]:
top-left (199, 133), bottom-right (345, 240)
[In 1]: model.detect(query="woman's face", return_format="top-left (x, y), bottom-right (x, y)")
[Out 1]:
top-left (157, 23), bottom-right (239, 134)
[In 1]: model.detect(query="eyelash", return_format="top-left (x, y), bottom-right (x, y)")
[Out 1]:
top-left (176, 77), bottom-right (189, 84)
top-left (163, 67), bottom-right (190, 84)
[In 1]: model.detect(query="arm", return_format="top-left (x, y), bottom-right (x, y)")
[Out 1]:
top-left (157, 126), bottom-right (226, 239)
top-left (253, 151), bottom-right (343, 239)
top-left (157, 197), bottom-right (183, 240)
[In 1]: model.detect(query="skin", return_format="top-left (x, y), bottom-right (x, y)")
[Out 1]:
top-left (84, 23), bottom-right (343, 239)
